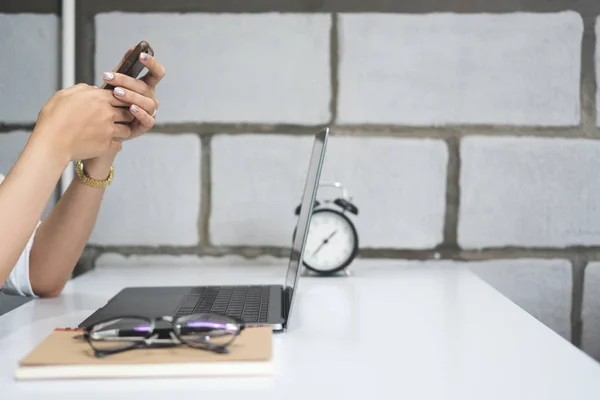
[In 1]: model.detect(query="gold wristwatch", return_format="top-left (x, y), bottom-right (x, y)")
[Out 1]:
top-left (75, 160), bottom-right (114, 188)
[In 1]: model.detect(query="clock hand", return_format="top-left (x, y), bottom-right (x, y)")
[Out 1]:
top-left (311, 230), bottom-right (338, 256)
top-left (325, 230), bottom-right (337, 241)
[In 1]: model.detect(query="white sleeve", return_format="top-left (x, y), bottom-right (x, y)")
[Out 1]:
top-left (0, 173), bottom-right (39, 298)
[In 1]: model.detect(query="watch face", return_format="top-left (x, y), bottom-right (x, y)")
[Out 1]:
top-left (302, 209), bottom-right (357, 271)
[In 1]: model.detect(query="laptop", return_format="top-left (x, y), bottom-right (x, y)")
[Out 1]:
top-left (78, 127), bottom-right (329, 332)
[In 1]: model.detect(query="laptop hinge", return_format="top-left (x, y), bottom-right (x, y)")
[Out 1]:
top-left (282, 287), bottom-right (291, 322)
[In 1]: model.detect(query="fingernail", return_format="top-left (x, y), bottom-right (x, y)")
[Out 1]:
top-left (92, 85), bottom-right (98, 88)
top-left (114, 87), bottom-right (125, 96)
top-left (103, 72), bottom-right (114, 81)
top-left (131, 104), bottom-right (140, 113)
top-left (140, 52), bottom-right (148, 61)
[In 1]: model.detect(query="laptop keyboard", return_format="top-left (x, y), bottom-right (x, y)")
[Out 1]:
top-left (174, 286), bottom-right (271, 323)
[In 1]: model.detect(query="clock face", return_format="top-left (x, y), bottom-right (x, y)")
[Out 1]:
top-left (302, 209), bottom-right (358, 272)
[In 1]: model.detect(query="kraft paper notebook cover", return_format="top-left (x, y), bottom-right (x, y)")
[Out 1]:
top-left (15, 327), bottom-right (273, 380)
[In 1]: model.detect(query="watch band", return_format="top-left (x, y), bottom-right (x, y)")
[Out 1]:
top-left (75, 160), bottom-right (114, 188)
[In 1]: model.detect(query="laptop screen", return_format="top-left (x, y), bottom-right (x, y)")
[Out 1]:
top-left (283, 128), bottom-right (329, 320)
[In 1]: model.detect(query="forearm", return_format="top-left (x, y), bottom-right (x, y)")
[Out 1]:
top-left (0, 133), bottom-right (69, 287)
top-left (29, 152), bottom-right (117, 297)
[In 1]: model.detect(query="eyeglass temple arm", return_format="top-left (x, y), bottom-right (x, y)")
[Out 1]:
top-left (92, 341), bottom-right (151, 358)
top-left (93, 341), bottom-right (182, 358)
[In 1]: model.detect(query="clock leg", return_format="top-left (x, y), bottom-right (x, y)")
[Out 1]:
top-left (344, 268), bottom-right (352, 277)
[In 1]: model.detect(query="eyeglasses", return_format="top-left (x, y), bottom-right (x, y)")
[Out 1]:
top-left (80, 313), bottom-right (245, 358)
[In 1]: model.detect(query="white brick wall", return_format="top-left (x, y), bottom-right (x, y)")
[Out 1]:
top-left (465, 259), bottom-right (573, 340)
top-left (2, 8), bottom-right (598, 357)
top-left (210, 134), bottom-right (314, 247)
top-left (338, 12), bottom-right (582, 126)
top-left (95, 12), bottom-right (331, 124)
top-left (0, 14), bottom-right (59, 123)
top-left (0, 131), bottom-right (31, 177)
top-left (89, 133), bottom-right (201, 246)
top-left (582, 263), bottom-right (600, 360)
top-left (0, 131), bottom-right (55, 218)
top-left (210, 134), bottom-right (448, 248)
top-left (459, 136), bottom-right (600, 249)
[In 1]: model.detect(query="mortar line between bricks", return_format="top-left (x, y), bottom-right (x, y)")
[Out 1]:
top-left (63, 1), bottom-right (600, 14)
top-left (0, 124), bottom-right (36, 133)
top-left (198, 134), bottom-right (212, 247)
top-left (48, 124), bottom-right (600, 138)
top-left (569, 257), bottom-right (587, 347)
top-left (88, 9), bottom-right (97, 84)
top-left (2, 123), bottom-right (599, 138)
top-left (441, 136), bottom-right (460, 249)
top-left (89, 245), bottom-right (600, 262)
top-left (0, 1), bottom-right (59, 14)
top-left (329, 13), bottom-right (339, 125)
top-left (581, 15), bottom-right (597, 133)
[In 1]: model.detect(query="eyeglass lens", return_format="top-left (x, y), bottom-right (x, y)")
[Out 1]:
top-left (175, 313), bottom-right (241, 348)
top-left (89, 317), bottom-right (152, 352)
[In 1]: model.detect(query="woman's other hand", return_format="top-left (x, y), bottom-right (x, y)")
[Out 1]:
top-left (33, 83), bottom-right (132, 163)
top-left (101, 51), bottom-right (166, 141)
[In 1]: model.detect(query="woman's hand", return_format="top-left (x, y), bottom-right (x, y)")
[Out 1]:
top-left (102, 51), bottom-right (166, 142)
top-left (76, 50), bottom-right (165, 179)
top-left (33, 83), bottom-right (132, 163)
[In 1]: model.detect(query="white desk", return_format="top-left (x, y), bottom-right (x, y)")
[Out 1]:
top-left (1, 259), bottom-right (600, 399)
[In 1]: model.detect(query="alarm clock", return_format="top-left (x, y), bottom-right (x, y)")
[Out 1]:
top-left (293, 182), bottom-right (359, 276)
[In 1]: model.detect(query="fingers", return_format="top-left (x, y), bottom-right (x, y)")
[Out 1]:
top-left (112, 107), bottom-right (134, 123)
top-left (111, 121), bottom-right (132, 139)
top-left (111, 86), bottom-right (157, 115)
top-left (102, 71), bottom-right (148, 96)
top-left (129, 104), bottom-right (156, 129)
top-left (101, 72), bottom-right (157, 114)
top-left (139, 53), bottom-right (166, 87)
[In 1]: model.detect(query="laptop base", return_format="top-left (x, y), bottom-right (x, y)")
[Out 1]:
top-left (78, 285), bottom-right (286, 332)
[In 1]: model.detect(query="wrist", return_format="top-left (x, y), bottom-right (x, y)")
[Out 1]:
top-left (81, 153), bottom-right (116, 180)
top-left (26, 129), bottom-right (71, 172)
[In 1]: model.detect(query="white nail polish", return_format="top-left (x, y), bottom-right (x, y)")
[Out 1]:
top-left (103, 72), bottom-right (114, 80)
top-left (131, 105), bottom-right (139, 113)
top-left (114, 87), bottom-right (125, 96)
top-left (140, 52), bottom-right (148, 61)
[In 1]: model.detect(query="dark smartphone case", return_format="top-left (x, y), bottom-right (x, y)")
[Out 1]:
top-left (103, 41), bottom-right (154, 90)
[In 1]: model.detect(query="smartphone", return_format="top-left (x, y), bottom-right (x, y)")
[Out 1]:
top-left (102, 40), bottom-right (154, 90)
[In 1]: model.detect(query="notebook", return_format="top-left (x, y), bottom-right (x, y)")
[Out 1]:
top-left (15, 327), bottom-right (273, 380)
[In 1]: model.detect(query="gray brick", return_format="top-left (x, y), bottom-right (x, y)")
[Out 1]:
top-left (96, 253), bottom-right (283, 269)
top-left (338, 12), bottom-right (582, 126)
top-left (0, 14), bottom-right (59, 123)
top-left (463, 259), bottom-right (573, 340)
top-left (93, 254), bottom-right (286, 287)
top-left (95, 13), bottom-right (331, 124)
top-left (459, 136), bottom-right (600, 248)
top-left (0, 131), bottom-right (55, 218)
top-left (211, 134), bottom-right (447, 248)
top-left (582, 262), bottom-right (600, 360)
top-left (89, 133), bottom-right (201, 246)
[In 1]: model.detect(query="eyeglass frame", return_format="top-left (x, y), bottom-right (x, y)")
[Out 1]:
top-left (80, 313), bottom-right (246, 358)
